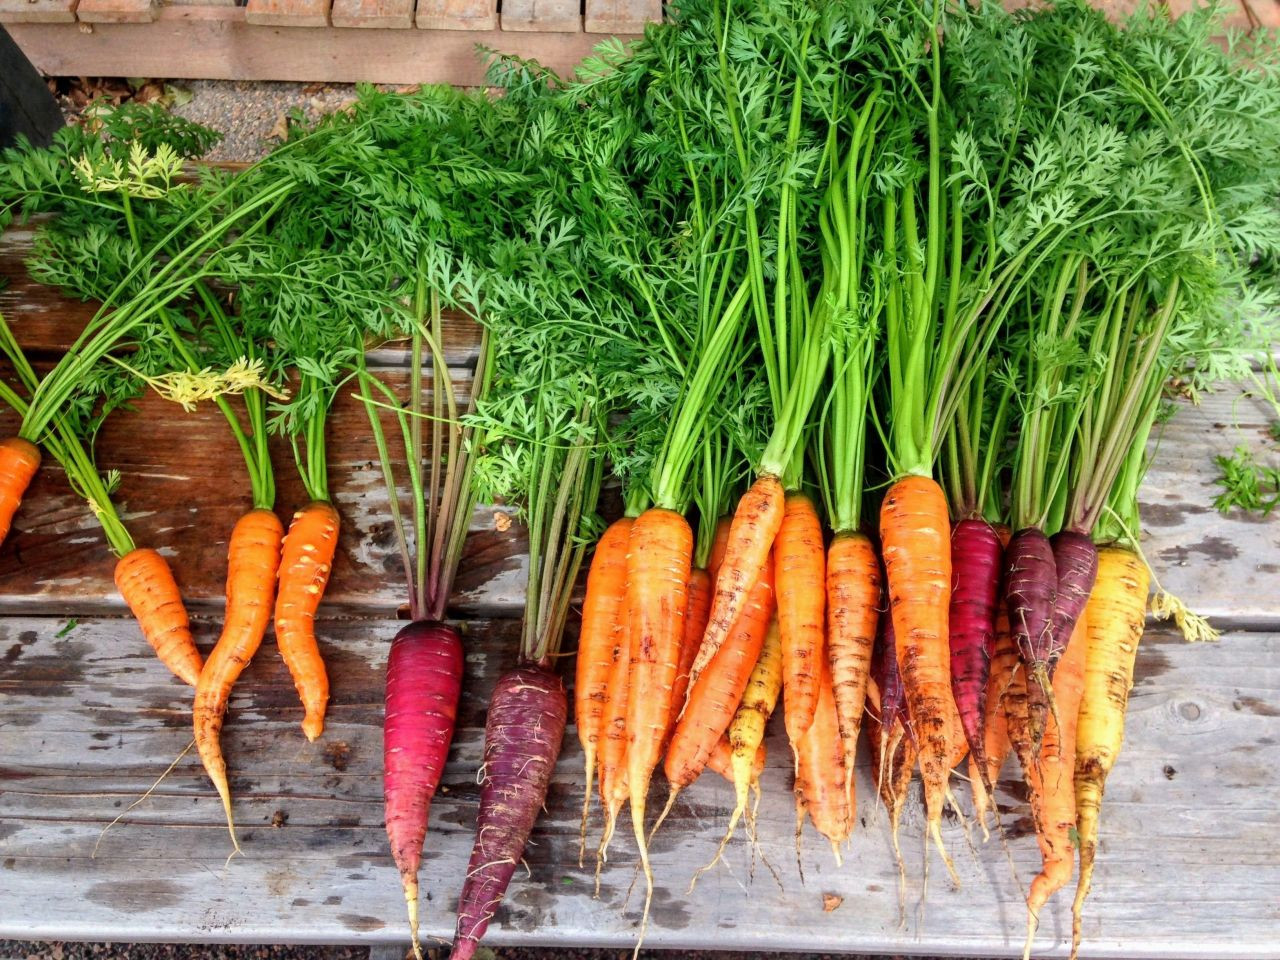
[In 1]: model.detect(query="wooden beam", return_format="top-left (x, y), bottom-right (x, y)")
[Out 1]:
top-left (500, 0), bottom-right (580, 32)
top-left (330, 0), bottom-right (412, 29)
top-left (245, 0), bottom-right (330, 27)
top-left (0, 0), bottom-right (77, 23)
top-left (414, 0), bottom-right (496, 31)
top-left (584, 0), bottom-right (660, 33)
top-left (6, 7), bottom-right (639, 84)
top-left (74, 0), bottom-right (155, 22)
top-left (0, 25), bottom-right (62, 149)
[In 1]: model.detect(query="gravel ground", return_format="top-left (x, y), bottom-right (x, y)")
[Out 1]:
top-left (0, 946), bottom-right (916, 960)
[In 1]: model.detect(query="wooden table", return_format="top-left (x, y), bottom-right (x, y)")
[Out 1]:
top-left (1, 217), bottom-right (1278, 958)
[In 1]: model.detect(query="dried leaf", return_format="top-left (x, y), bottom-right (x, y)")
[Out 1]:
top-left (822, 893), bottom-right (843, 912)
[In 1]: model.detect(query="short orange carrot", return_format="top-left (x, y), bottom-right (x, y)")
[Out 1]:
top-left (776, 492), bottom-right (826, 748)
top-left (574, 517), bottom-right (633, 862)
top-left (879, 473), bottom-right (957, 879)
top-left (274, 500), bottom-right (340, 741)
top-left (194, 508), bottom-right (285, 850)
top-left (689, 475), bottom-right (784, 688)
top-left (794, 657), bottom-right (849, 862)
top-left (0, 436), bottom-right (40, 546)
top-left (115, 547), bottom-right (202, 686)
top-left (971, 607), bottom-right (1016, 836)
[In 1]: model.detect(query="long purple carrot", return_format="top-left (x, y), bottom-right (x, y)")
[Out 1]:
top-left (1005, 527), bottom-right (1058, 753)
top-left (385, 621), bottom-right (465, 960)
top-left (450, 662), bottom-right (567, 960)
top-left (948, 518), bottom-right (1003, 774)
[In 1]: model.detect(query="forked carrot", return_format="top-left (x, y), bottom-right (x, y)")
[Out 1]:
top-left (775, 492), bottom-right (826, 748)
top-left (826, 531), bottom-right (881, 808)
top-left (971, 607), bottom-right (1016, 836)
top-left (194, 508), bottom-right (285, 850)
top-left (1070, 546), bottom-right (1149, 960)
top-left (575, 517), bottom-right (633, 863)
top-left (1023, 611), bottom-right (1088, 959)
top-left (0, 436), bottom-right (40, 546)
top-left (689, 475), bottom-right (784, 687)
top-left (879, 473), bottom-right (957, 879)
top-left (114, 547), bottom-right (202, 686)
top-left (794, 657), bottom-right (849, 863)
top-left (624, 506), bottom-right (692, 944)
top-left (275, 500), bottom-right (340, 741)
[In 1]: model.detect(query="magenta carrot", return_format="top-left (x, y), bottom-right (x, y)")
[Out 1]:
top-left (451, 663), bottom-right (567, 960)
top-left (948, 517), bottom-right (1003, 775)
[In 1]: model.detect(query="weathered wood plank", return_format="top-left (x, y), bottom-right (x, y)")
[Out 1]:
top-left (1, 616), bottom-right (1276, 955)
top-left (584, 0), bottom-right (661, 34)
top-left (244, 0), bottom-right (331, 27)
top-left (4, 8), bottom-right (639, 86)
top-left (73, 0), bottom-right (154, 22)
top-left (0, 0), bottom-right (76, 24)
top-left (330, 0), bottom-right (412, 29)
top-left (499, 0), bottom-right (580, 33)
top-left (414, 0), bottom-right (496, 31)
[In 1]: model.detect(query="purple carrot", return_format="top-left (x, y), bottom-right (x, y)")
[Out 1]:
top-left (384, 620), bottom-right (465, 960)
top-left (948, 518), bottom-right (1003, 773)
top-left (450, 662), bottom-right (567, 960)
top-left (1048, 530), bottom-right (1098, 668)
top-left (871, 605), bottom-right (907, 740)
top-left (1004, 527), bottom-right (1058, 753)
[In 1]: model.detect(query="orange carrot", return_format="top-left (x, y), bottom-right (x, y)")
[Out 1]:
top-left (689, 475), bottom-right (784, 687)
top-left (194, 508), bottom-right (285, 850)
top-left (574, 517), bottom-right (633, 862)
top-left (274, 500), bottom-right (340, 741)
top-left (825, 530), bottom-right (881, 805)
top-left (794, 657), bottom-right (849, 862)
top-left (776, 493), bottom-right (826, 748)
top-left (0, 437), bottom-right (40, 546)
top-left (664, 566), bottom-right (713, 745)
top-left (114, 547), bottom-right (202, 686)
top-left (707, 516), bottom-right (733, 581)
top-left (595, 600), bottom-right (631, 871)
top-left (1023, 611), bottom-right (1088, 958)
top-left (624, 506), bottom-right (692, 941)
top-left (661, 557), bottom-right (774, 805)
top-left (879, 474), bottom-right (957, 878)
top-left (706, 735), bottom-right (765, 783)
top-left (971, 607), bottom-right (1016, 836)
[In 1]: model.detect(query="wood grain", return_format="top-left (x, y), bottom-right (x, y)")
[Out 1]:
top-left (5, 8), bottom-right (638, 85)
top-left (499, 0), bottom-right (580, 32)
top-left (414, 0), bottom-right (496, 31)
top-left (0, 0), bottom-right (76, 24)
top-left (329, 0), bottom-right (411, 29)
top-left (0, 616), bottom-right (1276, 955)
top-left (584, 0), bottom-right (661, 34)
top-left (73, 0), bottom-right (153, 22)
top-left (244, 0), bottom-right (330, 27)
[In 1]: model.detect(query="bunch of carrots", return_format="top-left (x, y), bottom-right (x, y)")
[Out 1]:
top-left (2, 0), bottom-right (1279, 958)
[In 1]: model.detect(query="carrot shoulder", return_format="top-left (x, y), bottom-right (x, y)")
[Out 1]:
top-left (194, 508), bottom-right (285, 849)
top-left (275, 500), bottom-right (340, 741)
top-left (115, 547), bottom-right (202, 686)
top-left (0, 436), bottom-right (40, 546)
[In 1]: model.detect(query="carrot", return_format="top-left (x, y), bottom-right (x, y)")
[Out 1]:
top-left (384, 620), bottom-right (465, 960)
top-left (624, 506), bottom-right (692, 938)
top-left (1070, 546), bottom-right (1149, 960)
top-left (1023, 610), bottom-right (1088, 959)
top-left (274, 500), bottom-right (340, 741)
top-left (0, 436), bottom-right (40, 547)
top-left (948, 517), bottom-right (1003, 775)
top-left (775, 492), bottom-right (826, 747)
top-left (794, 656), bottom-right (850, 863)
top-left (879, 473), bottom-right (957, 878)
top-left (825, 531), bottom-right (881, 808)
top-left (868, 605), bottom-right (914, 906)
top-left (574, 517), bottom-right (633, 863)
top-left (1005, 526), bottom-right (1058, 753)
top-left (193, 508), bottom-right (284, 850)
top-left (114, 547), bottom-right (202, 686)
top-left (707, 515), bottom-right (732, 581)
top-left (657, 556), bottom-right (773, 828)
top-left (451, 663), bottom-right (567, 960)
top-left (664, 566), bottom-right (713, 745)
top-left (689, 474), bottom-right (784, 688)
top-left (706, 735), bottom-right (765, 784)
top-left (971, 607), bottom-right (1016, 837)
top-left (595, 599), bottom-right (631, 872)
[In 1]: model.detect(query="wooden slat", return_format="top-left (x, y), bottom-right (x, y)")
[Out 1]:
top-left (73, 0), bottom-right (154, 22)
top-left (5, 8), bottom-right (637, 85)
top-left (244, 0), bottom-right (330, 27)
top-left (0, 0), bottom-right (76, 23)
top-left (330, 0), bottom-right (412, 29)
top-left (584, 0), bottom-right (660, 34)
top-left (499, 0), bottom-right (580, 33)
top-left (1, 616), bottom-right (1276, 955)
top-left (414, 0), bottom-right (496, 31)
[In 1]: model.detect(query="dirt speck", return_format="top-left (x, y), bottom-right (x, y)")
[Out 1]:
top-left (271, 809), bottom-right (288, 828)
top-left (1234, 695), bottom-right (1280, 717)
top-left (336, 913), bottom-right (384, 932)
top-left (1163, 765), bottom-right (1177, 780)
top-left (323, 741), bottom-right (351, 772)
